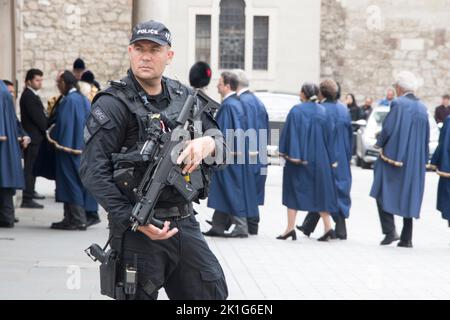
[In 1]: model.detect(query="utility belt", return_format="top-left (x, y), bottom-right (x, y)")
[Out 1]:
top-left (153, 203), bottom-right (193, 221)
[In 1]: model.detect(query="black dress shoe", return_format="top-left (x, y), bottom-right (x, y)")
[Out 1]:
top-left (226, 232), bottom-right (249, 238)
top-left (50, 221), bottom-right (86, 231)
top-left (32, 192), bottom-right (46, 200)
top-left (14, 217), bottom-right (19, 223)
top-left (296, 225), bottom-right (311, 237)
top-left (336, 234), bottom-right (347, 240)
top-left (21, 200), bottom-right (44, 209)
top-left (277, 230), bottom-right (297, 241)
top-left (397, 240), bottom-right (413, 248)
top-left (380, 232), bottom-right (400, 246)
top-left (86, 217), bottom-right (101, 227)
top-left (0, 222), bottom-right (14, 228)
top-left (318, 230), bottom-right (337, 242)
top-left (202, 229), bottom-right (227, 238)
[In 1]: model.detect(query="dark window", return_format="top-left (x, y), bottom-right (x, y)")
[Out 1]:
top-left (219, 0), bottom-right (246, 69)
top-left (253, 16), bottom-right (269, 70)
top-left (195, 15), bottom-right (212, 64)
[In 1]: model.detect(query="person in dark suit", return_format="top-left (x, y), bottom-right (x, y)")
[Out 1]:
top-left (19, 69), bottom-right (47, 209)
top-left (434, 94), bottom-right (450, 125)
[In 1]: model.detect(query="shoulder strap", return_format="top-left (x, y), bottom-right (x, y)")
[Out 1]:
top-left (92, 77), bottom-right (152, 140)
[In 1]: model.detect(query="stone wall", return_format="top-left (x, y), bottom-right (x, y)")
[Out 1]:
top-left (320, 0), bottom-right (450, 109)
top-left (16, 0), bottom-right (132, 104)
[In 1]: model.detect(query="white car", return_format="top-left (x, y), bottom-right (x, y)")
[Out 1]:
top-left (355, 105), bottom-right (439, 169)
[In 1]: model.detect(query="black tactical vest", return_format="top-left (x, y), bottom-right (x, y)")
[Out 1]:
top-left (92, 74), bottom-right (208, 207)
top-left (93, 74), bottom-right (193, 143)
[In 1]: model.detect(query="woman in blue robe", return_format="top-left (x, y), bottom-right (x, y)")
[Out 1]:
top-left (49, 71), bottom-right (98, 230)
top-left (431, 116), bottom-right (450, 226)
top-left (370, 71), bottom-right (429, 248)
top-left (278, 83), bottom-right (338, 241)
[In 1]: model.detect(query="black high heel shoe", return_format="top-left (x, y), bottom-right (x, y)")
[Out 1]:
top-left (277, 230), bottom-right (297, 241)
top-left (318, 229), bottom-right (336, 242)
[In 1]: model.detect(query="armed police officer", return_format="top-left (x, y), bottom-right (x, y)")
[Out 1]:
top-left (80, 20), bottom-right (228, 300)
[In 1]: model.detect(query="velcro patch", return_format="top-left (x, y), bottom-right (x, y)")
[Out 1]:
top-left (92, 106), bottom-right (110, 125)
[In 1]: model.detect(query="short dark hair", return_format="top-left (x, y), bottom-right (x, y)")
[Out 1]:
top-left (61, 70), bottom-right (79, 94)
top-left (3, 80), bottom-right (14, 87)
top-left (73, 58), bottom-right (86, 70)
top-left (81, 70), bottom-right (95, 84)
top-left (319, 79), bottom-right (338, 101)
top-left (221, 71), bottom-right (239, 91)
top-left (443, 94), bottom-right (450, 100)
top-left (25, 69), bottom-right (43, 82)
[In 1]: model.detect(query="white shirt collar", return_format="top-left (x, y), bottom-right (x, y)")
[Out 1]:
top-left (237, 88), bottom-right (250, 97)
top-left (223, 91), bottom-right (236, 101)
top-left (68, 88), bottom-right (77, 95)
top-left (27, 86), bottom-right (39, 96)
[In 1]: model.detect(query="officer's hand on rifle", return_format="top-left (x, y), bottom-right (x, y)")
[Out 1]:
top-left (137, 221), bottom-right (179, 241)
top-left (177, 136), bottom-right (216, 174)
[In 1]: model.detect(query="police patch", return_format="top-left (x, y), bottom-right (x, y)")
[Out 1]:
top-left (92, 106), bottom-right (110, 125)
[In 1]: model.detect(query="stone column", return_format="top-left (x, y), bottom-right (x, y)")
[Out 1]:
top-left (133, 0), bottom-right (169, 25)
top-left (0, 0), bottom-right (15, 82)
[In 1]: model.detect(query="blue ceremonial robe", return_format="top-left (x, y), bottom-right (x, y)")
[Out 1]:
top-left (51, 90), bottom-right (98, 211)
top-left (208, 94), bottom-right (259, 218)
top-left (280, 102), bottom-right (338, 213)
top-left (239, 90), bottom-right (269, 205)
top-left (370, 94), bottom-right (430, 219)
top-left (322, 100), bottom-right (353, 218)
top-left (431, 116), bottom-right (450, 221)
top-left (0, 82), bottom-right (25, 190)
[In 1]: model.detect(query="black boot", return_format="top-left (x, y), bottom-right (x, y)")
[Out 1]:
top-left (380, 232), bottom-right (400, 245)
top-left (21, 199), bottom-right (44, 209)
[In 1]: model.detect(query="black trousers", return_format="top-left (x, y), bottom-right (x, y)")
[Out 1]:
top-left (377, 202), bottom-right (413, 242)
top-left (247, 216), bottom-right (259, 235)
top-left (301, 212), bottom-right (347, 238)
top-left (211, 211), bottom-right (258, 234)
top-left (63, 203), bottom-right (87, 226)
top-left (23, 143), bottom-right (41, 201)
top-left (0, 188), bottom-right (15, 224)
top-left (118, 214), bottom-right (228, 300)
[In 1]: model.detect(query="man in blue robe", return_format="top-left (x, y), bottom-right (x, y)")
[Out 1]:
top-left (297, 79), bottom-right (353, 240)
top-left (0, 81), bottom-right (31, 228)
top-left (49, 71), bottom-right (98, 230)
top-left (430, 116), bottom-right (450, 227)
top-left (370, 71), bottom-right (430, 248)
top-left (234, 69), bottom-right (269, 235)
top-left (205, 71), bottom-right (257, 238)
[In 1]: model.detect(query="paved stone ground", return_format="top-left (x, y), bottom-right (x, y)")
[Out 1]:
top-left (0, 164), bottom-right (448, 300)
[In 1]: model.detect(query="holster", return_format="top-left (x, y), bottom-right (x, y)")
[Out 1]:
top-left (99, 248), bottom-right (123, 299)
top-left (97, 233), bottom-right (135, 300)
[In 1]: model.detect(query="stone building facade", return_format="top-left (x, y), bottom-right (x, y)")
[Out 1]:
top-left (1, 0), bottom-right (449, 108)
top-left (321, 0), bottom-right (450, 107)
top-left (1, 0), bottom-right (133, 103)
